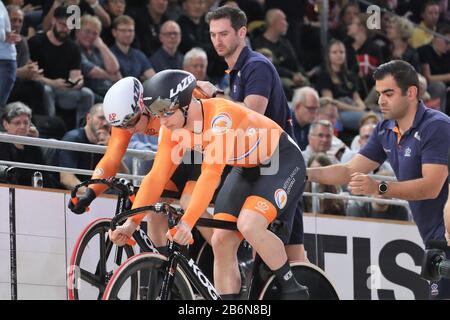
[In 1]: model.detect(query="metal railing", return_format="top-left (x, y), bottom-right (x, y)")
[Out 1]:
top-left (0, 133), bottom-right (411, 218)
top-left (0, 133), bottom-right (154, 183)
top-left (0, 133), bottom-right (154, 160)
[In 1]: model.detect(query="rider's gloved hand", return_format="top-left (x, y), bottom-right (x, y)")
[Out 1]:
top-left (69, 187), bottom-right (96, 214)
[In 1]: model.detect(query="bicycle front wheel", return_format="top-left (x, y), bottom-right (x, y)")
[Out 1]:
top-left (258, 262), bottom-right (340, 300)
top-left (68, 218), bottom-right (136, 300)
top-left (102, 253), bottom-right (195, 300)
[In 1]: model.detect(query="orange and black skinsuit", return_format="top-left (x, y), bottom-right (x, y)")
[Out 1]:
top-left (130, 98), bottom-right (306, 243)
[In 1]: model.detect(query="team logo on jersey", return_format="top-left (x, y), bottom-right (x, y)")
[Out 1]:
top-left (211, 113), bottom-right (232, 134)
top-left (274, 188), bottom-right (287, 209)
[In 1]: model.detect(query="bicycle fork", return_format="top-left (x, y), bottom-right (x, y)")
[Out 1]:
top-left (159, 242), bottom-right (179, 300)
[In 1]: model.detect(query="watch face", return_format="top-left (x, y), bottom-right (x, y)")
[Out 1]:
top-left (379, 183), bottom-right (388, 193)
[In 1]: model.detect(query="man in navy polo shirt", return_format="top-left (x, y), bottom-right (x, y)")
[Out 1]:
top-left (307, 60), bottom-right (450, 299)
top-left (199, 6), bottom-right (294, 137)
top-left (196, 6), bottom-right (308, 299)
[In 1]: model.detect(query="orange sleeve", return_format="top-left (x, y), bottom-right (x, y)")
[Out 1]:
top-left (180, 129), bottom-right (232, 228)
top-left (180, 162), bottom-right (224, 228)
top-left (131, 127), bottom-right (180, 225)
top-left (90, 127), bottom-right (132, 196)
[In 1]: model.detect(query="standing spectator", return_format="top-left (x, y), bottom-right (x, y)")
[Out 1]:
top-left (28, 6), bottom-right (94, 127)
top-left (291, 86), bottom-right (319, 151)
top-left (316, 39), bottom-right (366, 132)
top-left (101, 0), bottom-right (126, 46)
top-left (149, 20), bottom-right (183, 72)
top-left (130, 0), bottom-right (169, 57)
top-left (252, 8), bottom-right (308, 100)
top-left (76, 14), bottom-right (121, 102)
top-left (0, 102), bottom-right (59, 187)
top-left (202, 6), bottom-right (307, 272)
top-left (0, 0), bottom-right (18, 108)
top-left (110, 15), bottom-right (155, 81)
top-left (418, 24), bottom-right (450, 113)
top-left (202, 6), bottom-right (294, 137)
top-left (6, 5), bottom-right (47, 115)
top-left (307, 60), bottom-right (450, 299)
top-left (57, 103), bottom-right (128, 190)
top-left (182, 46), bottom-right (208, 81)
top-left (409, 0), bottom-right (441, 49)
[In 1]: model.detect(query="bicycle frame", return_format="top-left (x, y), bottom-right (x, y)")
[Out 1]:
top-left (110, 202), bottom-right (276, 301)
top-left (160, 241), bottom-right (220, 300)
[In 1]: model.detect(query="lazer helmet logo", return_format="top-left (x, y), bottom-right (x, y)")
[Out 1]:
top-left (274, 188), bottom-right (287, 209)
top-left (169, 75), bottom-right (195, 99)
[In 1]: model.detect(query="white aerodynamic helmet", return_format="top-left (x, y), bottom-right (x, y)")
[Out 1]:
top-left (103, 77), bottom-right (144, 128)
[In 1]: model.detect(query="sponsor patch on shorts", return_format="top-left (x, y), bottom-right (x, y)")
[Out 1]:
top-left (274, 188), bottom-right (287, 209)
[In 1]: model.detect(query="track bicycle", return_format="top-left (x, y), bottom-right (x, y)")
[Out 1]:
top-left (102, 203), bottom-right (340, 300)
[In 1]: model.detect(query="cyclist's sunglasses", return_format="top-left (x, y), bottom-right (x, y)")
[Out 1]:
top-left (143, 97), bottom-right (178, 117)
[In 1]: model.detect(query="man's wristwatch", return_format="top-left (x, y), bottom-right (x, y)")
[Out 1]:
top-left (378, 181), bottom-right (388, 195)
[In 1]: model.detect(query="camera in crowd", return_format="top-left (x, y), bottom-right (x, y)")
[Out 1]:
top-left (421, 240), bottom-right (450, 281)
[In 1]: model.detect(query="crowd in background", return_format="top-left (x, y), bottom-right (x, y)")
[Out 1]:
top-left (1, 0), bottom-right (450, 220)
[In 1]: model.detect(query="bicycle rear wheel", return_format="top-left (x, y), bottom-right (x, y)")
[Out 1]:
top-left (258, 262), bottom-right (340, 300)
top-left (68, 218), bottom-right (137, 300)
top-left (102, 253), bottom-right (195, 300)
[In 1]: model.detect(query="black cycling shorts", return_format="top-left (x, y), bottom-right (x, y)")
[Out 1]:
top-left (214, 132), bottom-right (306, 244)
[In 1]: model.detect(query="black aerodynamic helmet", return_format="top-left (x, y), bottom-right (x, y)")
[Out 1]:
top-left (142, 69), bottom-right (197, 117)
